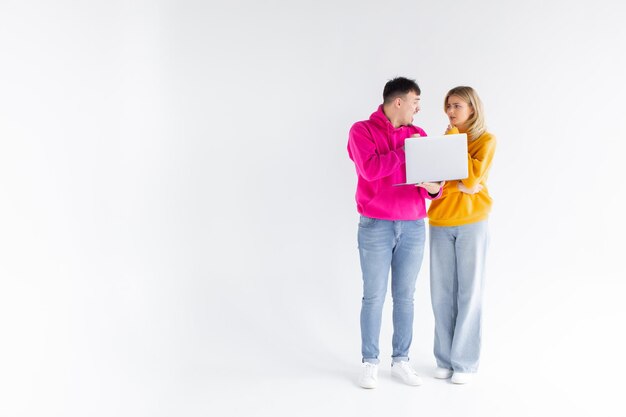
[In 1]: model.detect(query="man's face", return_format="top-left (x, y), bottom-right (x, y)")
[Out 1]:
top-left (398, 91), bottom-right (421, 125)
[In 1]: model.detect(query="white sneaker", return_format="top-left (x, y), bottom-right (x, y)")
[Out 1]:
top-left (451, 372), bottom-right (473, 384)
top-left (359, 362), bottom-right (378, 389)
top-left (434, 367), bottom-right (453, 379)
top-left (391, 361), bottom-right (423, 386)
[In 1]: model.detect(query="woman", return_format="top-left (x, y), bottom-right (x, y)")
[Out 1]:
top-left (427, 86), bottom-right (496, 384)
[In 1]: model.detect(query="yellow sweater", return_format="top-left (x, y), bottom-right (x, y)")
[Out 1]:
top-left (428, 128), bottom-right (496, 227)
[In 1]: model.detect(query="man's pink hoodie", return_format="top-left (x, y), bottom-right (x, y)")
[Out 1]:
top-left (347, 105), bottom-right (441, 221)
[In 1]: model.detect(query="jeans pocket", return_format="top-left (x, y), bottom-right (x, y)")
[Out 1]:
top-left (359, 215), bottom-right (377, 228)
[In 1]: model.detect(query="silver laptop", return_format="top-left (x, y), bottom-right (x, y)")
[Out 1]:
top-left (394, 133), bottom-right (468, 185)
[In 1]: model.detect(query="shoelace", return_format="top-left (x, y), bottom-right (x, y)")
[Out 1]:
top-left (397, 362), bottom-right (418, 375)
top-left (363, 363), bottom-right (377, 378)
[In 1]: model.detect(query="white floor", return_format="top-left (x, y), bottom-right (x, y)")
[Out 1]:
top-left (3, 271), bottom-right (623, 417)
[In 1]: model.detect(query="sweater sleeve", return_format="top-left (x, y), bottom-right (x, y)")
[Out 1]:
top-left (348, 123), bottom-right (405, 181)
top-left (441, 127), bottom-right (462, 194)
top-left (460, 134), bottom-right (496, 189)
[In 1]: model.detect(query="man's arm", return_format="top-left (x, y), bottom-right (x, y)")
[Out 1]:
top-left (348, 123), bottom-right (404, 181)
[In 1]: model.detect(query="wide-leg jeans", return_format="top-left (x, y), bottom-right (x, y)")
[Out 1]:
top-left (429, 220), bottom-right (489, 373)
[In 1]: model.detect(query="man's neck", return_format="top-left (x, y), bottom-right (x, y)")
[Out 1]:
top-left (382, 105), bottom-right (402, 128)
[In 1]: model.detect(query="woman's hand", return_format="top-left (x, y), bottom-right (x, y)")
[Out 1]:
top-left (458, 181), bottom-right (483, 194)
top-left (416, 181), bottom-right (445, 194)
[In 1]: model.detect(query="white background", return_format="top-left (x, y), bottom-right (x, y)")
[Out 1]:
top-left (1, 1), bottom-right (625, 416)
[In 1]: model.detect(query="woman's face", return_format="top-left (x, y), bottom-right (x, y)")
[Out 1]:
top-left (446, 95), bottom-right (473, 130)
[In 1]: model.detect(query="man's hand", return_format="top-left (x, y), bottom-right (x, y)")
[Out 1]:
top-left (458, 181), bottom-right (483, 194)
top-left (416, 181), bottom-right (444, 194)
top-left (403, 133), bottom-right (420, 150)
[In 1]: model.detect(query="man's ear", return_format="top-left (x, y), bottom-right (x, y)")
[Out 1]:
top-left (395, 97), bottom-right (403, 107)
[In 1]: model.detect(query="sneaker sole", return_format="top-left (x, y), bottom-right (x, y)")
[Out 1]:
top-left (451, 374), bottom-right (472, 384)
top-left (391, 372), bottom-right (423, 386)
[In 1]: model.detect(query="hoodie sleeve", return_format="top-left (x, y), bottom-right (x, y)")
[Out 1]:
top-left (419, 185), bottom-right (443, 200)
top-left (348, 123), bottom-right (404, 181)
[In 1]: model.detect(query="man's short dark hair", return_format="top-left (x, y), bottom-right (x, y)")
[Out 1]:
top-left (383, 77), bottom-right (421, 104)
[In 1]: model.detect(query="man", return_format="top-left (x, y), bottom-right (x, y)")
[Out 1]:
top-left (347, 77), bottom-right (443, 388)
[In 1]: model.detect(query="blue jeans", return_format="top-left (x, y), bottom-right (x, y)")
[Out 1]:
top-left (358, 215), bottom-right (426, 364)
top-left (429, 221), bottom-right (489, 373)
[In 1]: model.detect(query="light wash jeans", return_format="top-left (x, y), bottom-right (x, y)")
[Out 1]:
top-left (429, 220), bottom-right (489, 373)
top-left (357, 215), bottom-right (425, 364)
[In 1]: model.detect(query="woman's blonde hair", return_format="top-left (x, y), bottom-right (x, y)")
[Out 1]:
top-left (444, 86), bottom-right (486, 140)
